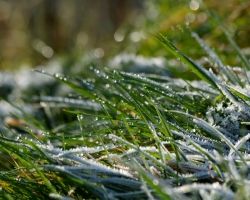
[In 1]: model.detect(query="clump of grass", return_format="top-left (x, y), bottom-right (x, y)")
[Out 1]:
top-left (1, 32), bottom-right (250, 200)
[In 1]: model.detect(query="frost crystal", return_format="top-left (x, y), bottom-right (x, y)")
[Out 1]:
top-left (206, 100), bottom-right (250, 142)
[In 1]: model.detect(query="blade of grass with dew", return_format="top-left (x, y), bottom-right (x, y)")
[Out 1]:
top-left (191, 32), bottom-right (241, 86)
top-left (167, 110), bottom-right (247, 164)
top-left (227, 86), bottom-right (250, 102)
top-left (157, 34), bottom-right (245, 106)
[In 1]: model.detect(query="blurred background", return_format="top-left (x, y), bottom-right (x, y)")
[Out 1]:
top-left (0, 0), bottom-right (249, 70)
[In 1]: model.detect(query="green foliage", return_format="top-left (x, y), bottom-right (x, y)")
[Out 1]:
top-left (1, 1), bottom-right (250, 198)
top-left (1, 29), bottom-right (250, 199)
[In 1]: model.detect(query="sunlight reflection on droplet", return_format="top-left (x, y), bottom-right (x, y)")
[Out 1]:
top-left (93, 48), bottom-right (104, 58)
top-left (185, 13), bottom-right (196, 24)
top-left (129, 31), bottom-right (145, 42)
top-left (189, 0), bottom-right (200, 11)
top-left (41, 46), bottom-right (54, 58)
top-left (197, 12), bottom-right (208, 23)
top-left (114, 31), bottom-right (125, 42)
top-left (33, 39), bottom-right (54, 58)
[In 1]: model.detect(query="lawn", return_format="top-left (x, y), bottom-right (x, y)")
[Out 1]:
top-left (0, 1), bottom-right (250, 199)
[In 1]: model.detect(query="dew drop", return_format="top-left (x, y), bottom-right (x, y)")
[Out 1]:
top-left (105, 84), bottom-right (110, 88)
top-left (189, 0), bottom-right (200, 11)
top-left (153, 179), bottom-right (159, 185)
top-left (54, 73), bottom-right (60, 78)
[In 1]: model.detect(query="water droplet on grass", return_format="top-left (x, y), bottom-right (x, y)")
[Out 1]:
top-left (54, 73), bottom-right (60, 78)
top-left (189, 0), bottom-right (200, 11)
top-left (105, 84), bottom-right (110, 88)
top-left (153, 179), bottom-right (159, 185)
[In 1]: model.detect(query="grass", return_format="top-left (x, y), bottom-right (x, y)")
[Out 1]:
top-left (1, 30), bottom-right (250, 200)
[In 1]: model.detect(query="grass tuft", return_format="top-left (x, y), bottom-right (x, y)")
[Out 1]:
top-left (1, 32), bottom-right (250, 199)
